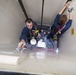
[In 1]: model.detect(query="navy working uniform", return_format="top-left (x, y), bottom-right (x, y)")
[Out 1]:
top-left (47, 14), bottom-right (72, 47)
top-left (19, 22), bottom-right (37, 44)
top-left (19, 23), bottom-right (54, 48)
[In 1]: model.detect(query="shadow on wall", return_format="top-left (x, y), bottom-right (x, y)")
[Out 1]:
top-left (0, 71), bottom-right (36, 75)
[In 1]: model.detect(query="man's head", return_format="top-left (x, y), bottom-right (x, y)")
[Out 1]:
top-left (25, 18), bottom-right (34, 30)
top-left (58, 14), bottom-right (67, 25)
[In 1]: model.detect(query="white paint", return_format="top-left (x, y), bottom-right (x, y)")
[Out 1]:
top-left (0, 0), bottom-right (76, 75)
top-left (0, 54), bottom-right (19, 65)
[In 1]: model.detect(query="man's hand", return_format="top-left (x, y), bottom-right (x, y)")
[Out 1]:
top-left (22, 42), bottom-right (26, 48)
top-left (21, 39), bottom-right (26, 48)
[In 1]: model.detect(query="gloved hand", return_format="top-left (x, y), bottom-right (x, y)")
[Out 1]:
top-left (68, 6), bottom-right (73, 12)
top-left (53, 35), bottom-right (57, 40)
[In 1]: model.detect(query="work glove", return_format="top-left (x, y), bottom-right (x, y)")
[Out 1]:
top-left (68, 6), bottom-right (73, 12)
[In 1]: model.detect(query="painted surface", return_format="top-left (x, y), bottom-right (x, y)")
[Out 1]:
top-left (0, 0), bottom-right (76, 74)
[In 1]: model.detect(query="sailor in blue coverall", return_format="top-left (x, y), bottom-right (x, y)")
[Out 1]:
top-left (17, 18), bottom-right (39, 50)
top-left (47, 1), bottom-right (73, 50)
